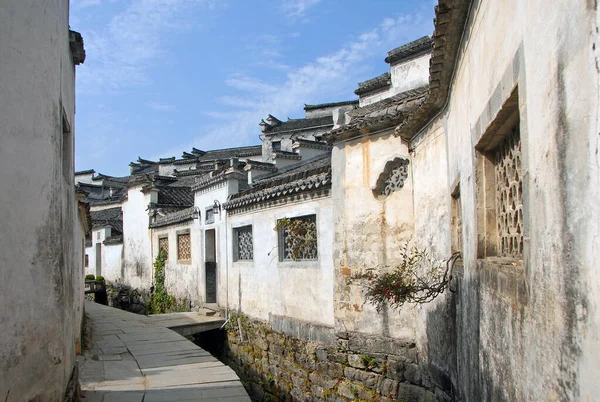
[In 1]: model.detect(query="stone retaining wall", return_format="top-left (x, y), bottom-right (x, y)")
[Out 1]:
top-left (222, 313), bottom-right (451, 402)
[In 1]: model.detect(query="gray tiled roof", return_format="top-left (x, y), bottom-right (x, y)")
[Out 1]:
top-left (355, 72), bottom-right (391, 96)
top-left (104, 235), bottom-right (123, 245)
top-left (328, 86), bottom-right (429, 139)
top-left (262, 116), bottom-right (333, 135)
top-left (149, 206), bottom-right (196, 229)
top-left (293, 138), bottom-right (332, 151)
top-left (224, 153), bottom-right (331, 210)
top-left (385, 35), bottom-right (433, 65)
top-left (91, 207), bottom-right (123, 234)
top-left (157, 186), bottom-right (193, 207)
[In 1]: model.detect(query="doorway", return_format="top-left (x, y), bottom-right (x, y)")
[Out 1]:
top-left (204, 229), bottom-right (217, 303)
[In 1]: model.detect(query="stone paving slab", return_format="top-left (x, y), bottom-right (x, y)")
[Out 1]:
top-left (80, 301), bottom-right (250, 402)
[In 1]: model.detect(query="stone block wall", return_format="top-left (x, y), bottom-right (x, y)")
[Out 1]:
top-left (221, 313), bottom-right (451, 402)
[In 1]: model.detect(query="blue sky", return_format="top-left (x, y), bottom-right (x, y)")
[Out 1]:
top-left (71, 0), bottom-right (434, 177)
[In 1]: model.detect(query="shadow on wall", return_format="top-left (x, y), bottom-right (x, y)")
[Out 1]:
top-left (424, 262), bottom-right (528, 402)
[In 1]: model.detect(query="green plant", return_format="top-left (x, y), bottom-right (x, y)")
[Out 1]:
top-left (273, 217), bottom-right (317, 261)
top-left (360, 355), bottom-right (377, 369)
top-left (85, 274), bottom-right (95, 281)
top-left (266, 373), bottom-right (275, 385)
top-left (150, 249), bottom-right (176, 314)
top-left (353, 241), bottom-right (461, 311)
top-left (95, 275), bottom-right (105, 282)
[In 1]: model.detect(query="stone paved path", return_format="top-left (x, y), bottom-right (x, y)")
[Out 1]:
top-left (80, 301), bottom-right (250, 402)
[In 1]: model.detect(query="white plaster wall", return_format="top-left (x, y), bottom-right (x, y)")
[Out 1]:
top-left (102, 244), bottom-right (123, 282)
top-left (151, 221), bottom-right (202, 307)
top-left (359, 88), bottom-right (392, 107)
top-left (331, 130), bottom-right (416, 340)
top-left (0, 1), bottom-right (81, 399)
top-left (75, 172), bottom-right (94, 184)
top-left (390, 53), bottom-right (431, 95)
top-left (405, 0), bottom-right (600, 399)
top-left (295, 147), bottom-right (328, 161)
top-left (227, 197), bottom-right (335, 327)
top-left (122, 186), bottom-right (154, 289)
top-left (158, 163), bottom-right (176, 176)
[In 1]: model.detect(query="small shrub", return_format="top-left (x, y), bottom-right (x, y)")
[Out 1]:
top-left (95, 275), bottom-right (105, 282)
top-left (353, 241), bottom-right (461, 311)
top-left (85, 274), bottom-right (95, 281)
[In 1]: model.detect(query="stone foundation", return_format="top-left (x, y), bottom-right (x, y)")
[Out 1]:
top-left (221, 313), bottom-right (449, 402)
top-left (105, 282), bottom-right (151, 315)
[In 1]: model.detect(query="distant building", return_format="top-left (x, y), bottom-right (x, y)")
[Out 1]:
top-left (0, 1), bottom-right (86, 400)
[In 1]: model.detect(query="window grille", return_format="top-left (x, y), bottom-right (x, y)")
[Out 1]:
top-left (279, 215), bottom-right (318, 261)
top-left (495, 127), bottom-right (523, 258)
top-left (233, 226), bottom-right (253, 261)
top-left (177, 233), bottom-right (191, 260)
top-left (159, 237), bottom-right (169, 258)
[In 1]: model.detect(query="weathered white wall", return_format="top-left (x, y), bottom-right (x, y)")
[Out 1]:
top-left (390, 52), bottom-right (430, 95)
top-left (151, 221), bottom-right (202, 307)
top-left (227, 197), bottom-right (335, 327)
top-left (331, 131), bottom-right (416, 340)
top-left (406, 0), bottom-right (600, 400)
top-left (122, 186), bottom-right (154, 289)
top-left (0, 1), bottom-right (81, 399)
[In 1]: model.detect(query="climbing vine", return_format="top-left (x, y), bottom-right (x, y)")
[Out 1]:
top-left (353, 241), bottom-right (461, 312)
top-left (273, 217), bottom-right (317, 261)
top-left (150, 249), bottom-right (176, 314)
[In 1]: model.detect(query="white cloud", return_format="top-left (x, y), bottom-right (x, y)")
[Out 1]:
top-left (175, 12), bottom-right (433, 154)
top-left (72, 0), bottom-right (221, 93)
top-left (224, 74), bottom-right (278, 93)
top-left (282, 0), bottom-right (321, 18)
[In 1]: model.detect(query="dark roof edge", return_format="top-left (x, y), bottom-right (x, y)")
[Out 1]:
top-left (385, 35), bottom-right (433, 65)
top-left (355, 72), bottom-right (391, 96)
top-left (304, 99), bottom-right (359, 111)
top-left (75, 169), bottom-right (95, 175)
top-left (394, 0), bottom-right (473, 141)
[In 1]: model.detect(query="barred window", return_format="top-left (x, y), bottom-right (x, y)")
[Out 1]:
top-left (233, 226), bottom-right (253, 261)
top-left (177, 233), bottom-right (191, 261)
top-left (278, 215), bottom-right (318, 261)
top-left (159, 236), bottom-right (169, 258)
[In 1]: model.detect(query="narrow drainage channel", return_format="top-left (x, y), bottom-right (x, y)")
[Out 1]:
top-left (193, 329), bottom-right (285, 402)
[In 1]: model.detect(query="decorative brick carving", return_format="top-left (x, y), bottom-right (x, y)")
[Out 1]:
top-left (495, 127), bottom-right (523, 257)
top-left (375, 157), bottom-right (410, 197)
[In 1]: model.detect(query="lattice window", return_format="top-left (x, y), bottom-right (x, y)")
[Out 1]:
top-left (177, 233), bottom-right (191, 261)
top-left (159, 237), bottom-right (169, 259)
top-left (279, 215), bottom-right (318, 261)
top-left (233, 226), bottom-right (253, 261)
top-left (495, 127), bottom-right (523, 258)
